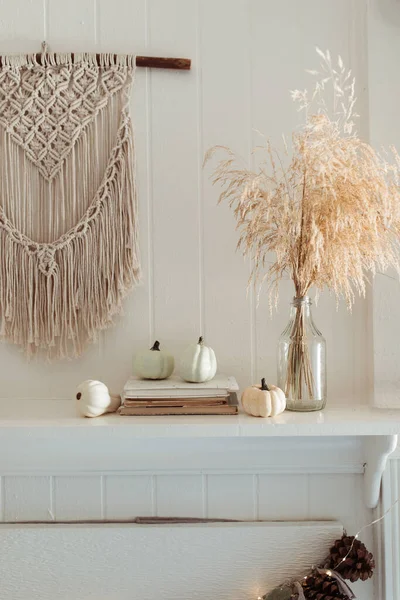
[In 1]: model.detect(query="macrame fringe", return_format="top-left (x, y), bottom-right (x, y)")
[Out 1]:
top-left (0, 75), bottom-right (140, 359)
top-left (0, 121), bottom-right (140, 359)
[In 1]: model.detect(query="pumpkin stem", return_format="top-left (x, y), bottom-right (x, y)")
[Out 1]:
top-left (151, 340), bottom-right (161, 351)
top-left (198, 336), bottom-right (204, 345)
top-left (261, 378), bottom-right (270, 391)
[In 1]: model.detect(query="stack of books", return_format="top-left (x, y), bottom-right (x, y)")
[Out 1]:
top-left (119, 375), bottom-right (239, 416)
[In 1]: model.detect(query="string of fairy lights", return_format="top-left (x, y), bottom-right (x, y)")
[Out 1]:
top-left (256, 494), bottom-right (399, 600)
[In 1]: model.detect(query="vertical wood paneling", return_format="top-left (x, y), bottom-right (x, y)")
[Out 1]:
top-left (96, 0), bottom-right (152, 387)
top-left (206, 474), bottom-right (255, 519)
top-left (307, 470), bottom-right (375, 600)
top-left (308, 474), bottom-right (362, 529)
top-left (104, 475), bottom-right (153, 519)
top-left (250, 0), bottom-right (369, 402)
top-left (0, 476), bottom-right (4, 521)
top-left (0, 0), bottom-right (370, 403)
top-left (200, 0), bottom-right (253, 390)
top-left (380, 460), bottom-right (400, 600)
top-left (369, 0), bottom-right (400, 408)
top-left (258, 475), bottom-right (309, 520)
top-left (47, 0), bottom-right (96, 48)
top-left (4, 476), bottom-right (51, 522)
top-left (149, 0), bottom-right (201, 351)
top-left (0, 0), bottom-right (45, 52)
top-left (156, 475), bottom-right (204, 517)
top-left (54, 476), bottom-right (102, 520)
top-left (97, 0), bottom-right (144, 51)
top-left (389, 460), bottom-right (400, 600)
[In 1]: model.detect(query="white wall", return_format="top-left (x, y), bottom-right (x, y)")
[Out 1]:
top-left (368, 0), bottom-right (400, 407)
top-left (0, 6), bottom-right (393, 599)
top-left (0, 0), bottom-right (371, 405)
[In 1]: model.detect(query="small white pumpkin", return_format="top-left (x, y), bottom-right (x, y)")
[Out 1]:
top-left (241, 378), bottom-right (286, 418)
top-left (180, 336), bottom-right (217, 383)
top-left (133, 340), bottom-right (175, 380)
top-left (75, 380), bottom-right (121, 418)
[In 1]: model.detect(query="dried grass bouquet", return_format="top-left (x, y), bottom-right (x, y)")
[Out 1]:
top-left (205, 49), bottom-right (400, 408)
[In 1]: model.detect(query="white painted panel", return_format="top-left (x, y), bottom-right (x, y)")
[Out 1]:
top-left (156, 475), bottom-right (204, 517)
top-left (0, 0), bottom-right (371, 405)
top-left (368, 0), bottom-right (400, 409)
top-left (0, 521), bottom-right (343, 600)
top-left (380, 460), bottom-right (400, 600)
top-left (200, 0), bottom-right (254, 390)
top-left (47, 0), bottom-right (96, 48)
top-left (54, 476), bottom-right (102, 521)
top-left (149, 0), bottom-right (201, 349)
top-left (308, 473), bottom-right (375, 599)
top-left (0, 0), bottom-right (44, 52)
top-left (105, 475), bottom-right (153, 519)
top-left (309, 474), bottom-right (359, 526)
top-left (0, 476), bottom-right (3, 521)
top-left (4, 476), bottom-right (51, 522)
top-left (389, 461), bottom-right (400, 600)
top-left (250, 0), bottom-right (369, 404)
top-left (372, 269), bottom-right (400, 407)
top-left (96, 0), bottom-right (153, 384)
top-left (97, 0), bottom-right (145, 52)
top-left (258, 474), bottom-right (308, 520)
top-left (206, 474), bottom-right (255, 519)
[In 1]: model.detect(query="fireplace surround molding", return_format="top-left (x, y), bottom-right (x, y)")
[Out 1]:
top-left (0, 400), bottom-right (399, 509)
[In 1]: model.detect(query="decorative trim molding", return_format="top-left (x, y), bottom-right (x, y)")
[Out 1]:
top-left (387, 444), bottom-right (400, 460)
top-left (0, 465), bottom-right (366, 478)
top-left (378, 459), bottom-right (400, 599)
top-left (363, 435), bottom-right (398, 508)
top-left (0, 432), bottom-right (365, 476)
top-left (0, 402), bottom-right (398, 507)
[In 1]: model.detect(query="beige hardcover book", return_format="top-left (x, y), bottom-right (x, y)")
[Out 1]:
top-left (123, 395), bottom-right (229, 408)
top-left (123, 375), bottom-right (239, 398)
top-left (119, 405), bottom-right (238, 416)
top-left (119, 394), bottom-right (238, 416)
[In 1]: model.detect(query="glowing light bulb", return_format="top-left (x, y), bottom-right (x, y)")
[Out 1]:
top-left (326, 570), bottom-right (332, 576)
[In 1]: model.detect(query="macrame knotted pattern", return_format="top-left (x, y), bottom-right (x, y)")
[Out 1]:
top-left (0, 53), bottom-right (140, 359)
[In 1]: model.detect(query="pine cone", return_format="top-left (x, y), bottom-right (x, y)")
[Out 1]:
top-left (324, 535), bottom-right (375, 582)
top-left (300, 573), bottom-right (349, 600)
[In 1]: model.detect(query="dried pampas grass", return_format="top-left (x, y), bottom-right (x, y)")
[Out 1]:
top-left (205, 48), bottom-right (400, 408)
top-left (205, 48), bottom-right (400, 308)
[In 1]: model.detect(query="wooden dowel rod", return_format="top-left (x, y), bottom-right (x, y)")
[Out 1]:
top-left (136, 56), bottom-right (191, 70)
top-left (0, 54), bottom-right (191, 70)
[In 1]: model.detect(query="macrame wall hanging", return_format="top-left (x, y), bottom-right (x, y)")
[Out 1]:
top-left (0, 44), bottom-right (190, 360)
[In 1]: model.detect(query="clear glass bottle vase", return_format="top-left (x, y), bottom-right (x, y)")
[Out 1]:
top-left (277, 296), bottom-right (327, 411)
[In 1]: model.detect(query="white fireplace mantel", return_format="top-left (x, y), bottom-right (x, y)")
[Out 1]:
top-left (0, 400), bottom-right (398, 509)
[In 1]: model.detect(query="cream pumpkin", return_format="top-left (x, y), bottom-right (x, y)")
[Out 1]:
top-left (241, 379), bottom-right (286, 418)
top-left (179, 336), bottom-right (217, 383)
top-left (75, 380), bottom-right (121, 418)
top-left (133, 340), bottom-right (175, 380)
